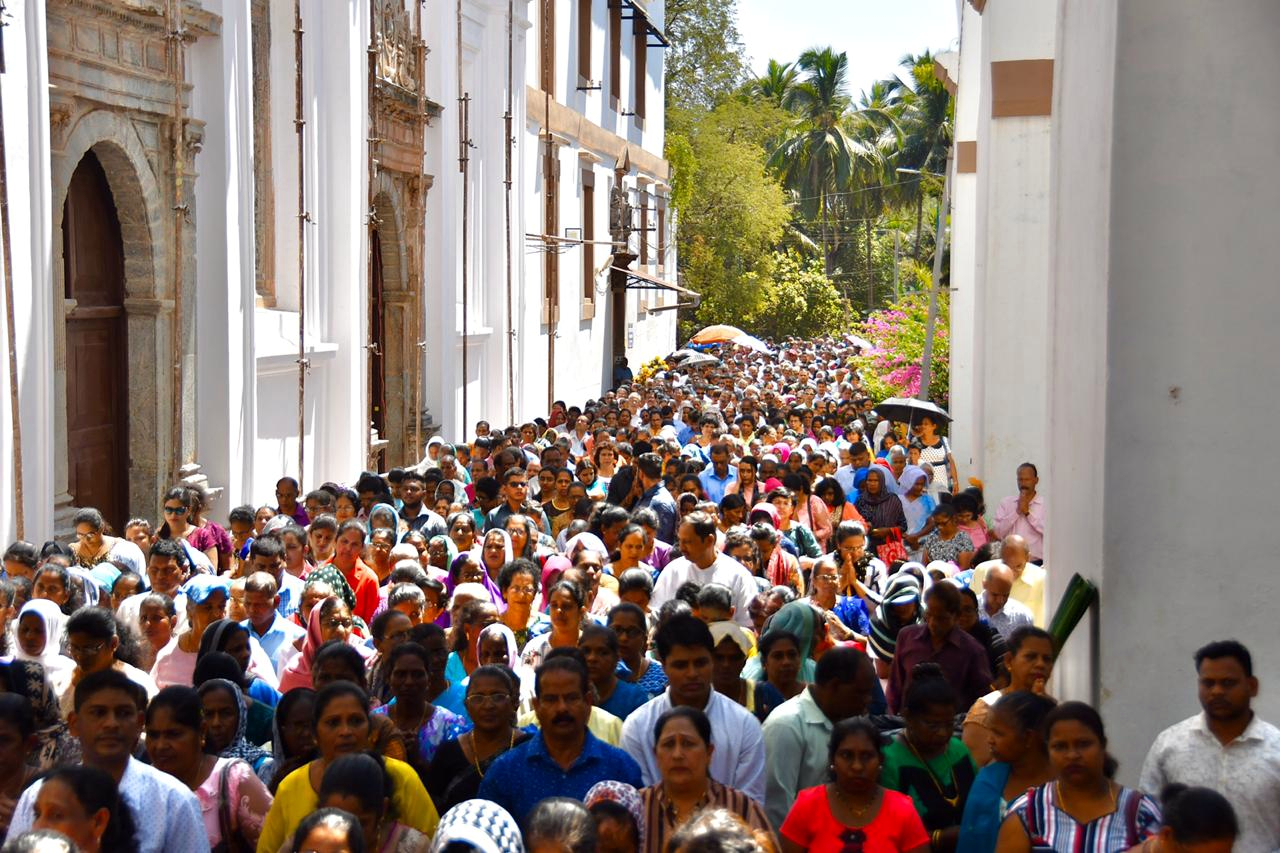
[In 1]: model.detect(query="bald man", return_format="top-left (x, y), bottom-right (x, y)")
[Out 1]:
top-left (969, 535), bottom-right (1048, 626)
top-left (979, 564), bottom-right (1034, 639)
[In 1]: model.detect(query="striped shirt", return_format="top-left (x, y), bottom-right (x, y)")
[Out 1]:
top-left (639, 779), bottom-right (775, 853)
top-left (1007, 783), bottom-right (1161, 853)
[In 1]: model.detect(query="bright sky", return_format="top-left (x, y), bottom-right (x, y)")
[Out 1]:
top-left (736, 0), bottom-right (960, 97)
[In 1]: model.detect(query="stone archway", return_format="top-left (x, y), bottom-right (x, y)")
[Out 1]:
top-left (371, 184), bottom-right (411, 466)
top-left (51, 111), bottom-right (169, 529)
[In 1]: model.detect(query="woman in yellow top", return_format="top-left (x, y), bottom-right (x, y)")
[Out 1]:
top-left (256, 681), bottom-right (438, 852)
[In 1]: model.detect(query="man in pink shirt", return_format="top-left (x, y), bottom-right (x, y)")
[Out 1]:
top-left (993, 462), bottom-right (1045, 561)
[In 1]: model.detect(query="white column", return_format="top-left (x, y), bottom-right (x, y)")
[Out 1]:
top-left (0, 0), bottom-right (55, 542)
top-left (973, 0), bottom-right (1055, 506)
top-left (948, 4), bottom-right (983, 483)
top-left (190, 0), bottom-right (257, 510)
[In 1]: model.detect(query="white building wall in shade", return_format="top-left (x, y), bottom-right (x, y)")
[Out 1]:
top-left (973, 0), bottom-right (1055, 507)
top-left (520, 0), bottom-right (677, 424)
top-left (0, 0), bottom-right (56, 544)
top-left (946, 1), bottom-right (982, 482)
top-left (955, 0), bottom-right (1280, 785)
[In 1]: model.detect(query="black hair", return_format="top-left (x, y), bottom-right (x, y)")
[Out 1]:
top-left (1007, 625), bottom-right (1054, 656)
top-left (902, 662), bottom-right (958, 716)
top-left (828, 717), bottom-right (883, 766)
top-left (1017, 462), bottom-right (1038, 477)
top-left (1160, 784), bottom-right (1238, 843)
top-left (145, 685), bottom-right (203, 730)
top-left (468, 664), bottom-right (517, 696)
top-left (656, 599), bottom-right (693, 626)
top-left (291, 808), bottom-right (365, 853)
top-left (313, 641), bottom-right (368, 688)
top-left (813, 645), bottom-right (872, 686)
top-left (36, 765), bottom-right (137, 851)
top-left (74, 668), bottom-right (144, 713)
top-left (535, 650), bottom-right (591, 696)
top-left (1, 541), bottom-right (38, 570)
top-left (673, 582), bottom-right (702, 610)
top-left (616, 569), bottom-right (654, 598)
top-left (318, 753), bottom-right (397, 822)
top-left (1195, 639), bottom-right (1253, 678)
top-left (65, 605), bottom-right (118, 642)
top-left (606, 601), bottom-right (647, 628)
top-left (652, 705), bottom-right (712, 747)
top-left (313, 681), bottom-right (371, 729)
top-left (524, 798), bottom-right (597, 853)
top-left (758, 630), bottom-right (800, 664)
top-left (407, 622), bottom-right (445, 647)
top-left (384, 641), bottom-right (432, 675)
top-left (923, 579), bottom-right (962, 614)
top-left (0, 694), bottom-right (34, 738)
top-left (249, 535), bottom-right (285, 561)
top-left (578, 623), bottom-right (619, 654)
top-left (655, 614), bottom-right (715, 660)
top-left (695, 583), bottom-right (734, 613)
top-left (498, 557), bottom-right (541, 594)
top-left (193, 651), bottom-right (248, 690)
top-left (370, 608), bottom-right (410, 641)
top-left (991, 690), bottom-right (1057, 735)
top-left (931, 503), bottom-right (957, 520)
top-left (228, 504), bottom-right (257, 526)
top-left (547, 578), bottom-right (585, 608)
top-left (1043, 701), bottom-right (1118, 778)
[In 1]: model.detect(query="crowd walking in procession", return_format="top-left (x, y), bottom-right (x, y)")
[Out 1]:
top-left (0, 336), bottom-right (1272, 853)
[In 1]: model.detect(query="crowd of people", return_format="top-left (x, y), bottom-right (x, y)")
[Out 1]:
top-left (0, 335), bottom-right (1272, 853)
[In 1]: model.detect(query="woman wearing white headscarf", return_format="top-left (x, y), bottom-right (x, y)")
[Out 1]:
top-left (12, 599), bottom-right (77, 695)
top-left (896, 465), bottom-right (937, 559)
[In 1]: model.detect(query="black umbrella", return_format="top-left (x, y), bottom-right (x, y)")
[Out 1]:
top-left (872, 397), bottom-right (951, 426)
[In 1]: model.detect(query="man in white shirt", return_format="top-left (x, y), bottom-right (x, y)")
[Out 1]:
top-left (9, 669), bottom-right (209, 853)
top-left (979, 564), bottom-right (1034, 639)
top-left (649, 512), bottom-right (758, 629)
top-left (1140, 640), bottom-right (1280, 853)
top-left (969, 536), bottom-right (1047, 626)
top-left (620, 615), bottom-right (766, 805)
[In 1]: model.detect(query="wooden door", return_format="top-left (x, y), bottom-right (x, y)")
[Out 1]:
top-left (63, 151), bottom-right (128, 528)
top-left (369, 229), bottom-right (387, 467)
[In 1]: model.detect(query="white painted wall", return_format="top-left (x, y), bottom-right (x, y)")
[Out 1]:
top-left (957, 0), bottom-right (1056, 507)
top-left (190, 0), bottom-right (257, 515)
top-left (1096, 0), bottom-right (1280, 780)
top-left (519, 0), bottom-right (676, 426)
top-left (947, 3), bottom-right (981, 480)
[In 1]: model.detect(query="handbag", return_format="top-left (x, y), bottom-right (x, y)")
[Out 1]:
top-left (876, 529), bottom-right (908, 564)
top-left (213, 760), bottom-right (250, 853)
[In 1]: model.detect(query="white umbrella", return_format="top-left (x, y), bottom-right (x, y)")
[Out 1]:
top-left (732, 334), bottom-right (773, 354)
top-left (847, 334), bottom-right (873, 350)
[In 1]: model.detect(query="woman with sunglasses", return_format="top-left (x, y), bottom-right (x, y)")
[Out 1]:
top-left (156, 487), bottom-right (216, 572)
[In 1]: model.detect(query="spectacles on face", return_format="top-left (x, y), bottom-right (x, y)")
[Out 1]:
top-left (508, 585), bottom-right (536, 596)
top-left (68, 640), bottom-right (108, 658)
top-left (162, 505), bottom-right (187, 515)
top-left (323, 618), bottom-right (353, 630)
top-left (465, 692), bottom-right (511, 707)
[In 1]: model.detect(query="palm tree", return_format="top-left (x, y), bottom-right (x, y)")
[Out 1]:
top-left (893, 51), bottom-right (953, 262)
top-left (767, 47), bottom-right (875, 277)
top-left (749, 59), bottom-right (799, 108)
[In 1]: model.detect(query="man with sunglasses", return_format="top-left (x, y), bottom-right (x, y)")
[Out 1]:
top-left (484, 466), bottom-right (551, 536)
